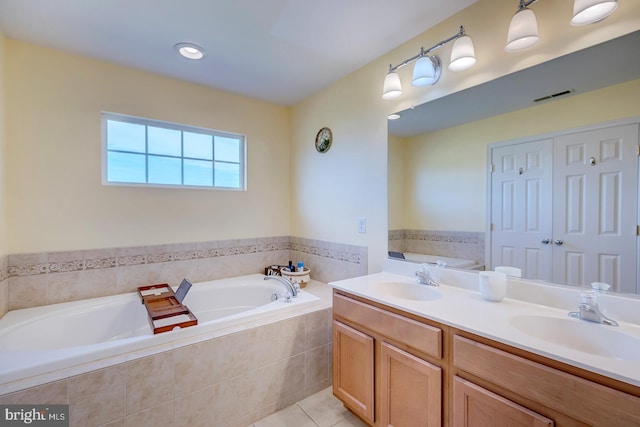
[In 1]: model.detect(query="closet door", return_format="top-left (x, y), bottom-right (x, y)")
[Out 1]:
top-left (490, 139), bottom-right (553, 280)
top-left (553, 124), bottom-right (639, 292)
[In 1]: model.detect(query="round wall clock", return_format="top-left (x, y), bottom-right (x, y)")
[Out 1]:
top-left (315, 127), bottom-right (333, 153)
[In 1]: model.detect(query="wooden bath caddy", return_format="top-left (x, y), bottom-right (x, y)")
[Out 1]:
top-left (137, 282), bottom-right (198, 334)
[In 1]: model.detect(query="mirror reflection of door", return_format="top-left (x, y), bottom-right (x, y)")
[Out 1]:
top-left (553, 124), bottom-right (639, 293)
top-left (490, 139), bottom-right (553, 281)
top-left (489, 123), bottom-right (639, 292)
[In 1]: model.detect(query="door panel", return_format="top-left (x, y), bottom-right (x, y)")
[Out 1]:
top-left (490, 139), bottom-right (553, 280)
top-left (553, 124), bottom-right (638, 291)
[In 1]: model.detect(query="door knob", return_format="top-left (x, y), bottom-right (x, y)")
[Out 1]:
top-left (541, 238), bottom-right (551, 245)
top-left (554, 239), bottom-right (564, 246)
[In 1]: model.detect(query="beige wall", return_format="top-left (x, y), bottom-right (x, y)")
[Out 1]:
top-left (291, 0), bottom-right (640, 273)
top-left (5, 39), bottom-right (291, 254)
top-left (401, 79), bottom-right (640, 232)
top-left (0, 30), bottom-right (6, 258)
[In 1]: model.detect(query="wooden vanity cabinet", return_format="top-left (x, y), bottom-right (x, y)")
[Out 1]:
top-left (333, 291), bottom-right (444, 427)
top-left (452, 334), bottom-right (640, 427)
top-left (333, 320), bottom-right (375, 423)
top-left (333, 289), bottom-right (640, 427)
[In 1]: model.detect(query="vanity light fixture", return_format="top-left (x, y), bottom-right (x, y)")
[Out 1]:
top-left (382, 26), bottom-right (476, 100)
top-left (175, 42), bottom-right (206, 60)
top-left (571, 0), bottom-right (618, 25)
top-left (505, 0), bottom-right (540, 52)
top-left (506, 0), bottom-right (618, 52)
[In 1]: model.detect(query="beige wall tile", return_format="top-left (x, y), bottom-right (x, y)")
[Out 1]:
top-left (304, 308), bottom-right (331, 350)
top-left (125, 401), bottom-right (174, 427)
top-left (47, 271), bottom-right (92, 305)
top-left (125, 352), bottom-right (174, 414)
top-left (252, 353), bottom-right (306, 409)
top-left (174, 386), bottom-right (216, 427)
top-left (8, 274), bottom-right (48, 310)
top-left (247, 317), bottom-right (306, 369)
top-left (68, 365), bottom-right (125, 427)
top-left (0, 380), bottom-right (68, 404)
top-left (305, 344), bottom-right (330, 388)
top-left (172, 330), bottom-right (251, 396)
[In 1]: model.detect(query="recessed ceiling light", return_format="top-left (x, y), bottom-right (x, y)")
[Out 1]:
top-left (388, 113), bottom-right (402, 120)
top-left (175, 43), bottom-right (206, 60)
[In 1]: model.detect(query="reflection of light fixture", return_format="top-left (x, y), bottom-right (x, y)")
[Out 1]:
top-left (505, 1), bottom-right (539, 52)
top-left (571, 0), bottom-right (618, 25)
top-left (388, 113), bottom-right (402, 120)
top-left (382, 26), bottom-right (476, 100)
top-left (505, 0), bottom-right (618, 52)
top-left (175, 43), bottom-right (206, 60)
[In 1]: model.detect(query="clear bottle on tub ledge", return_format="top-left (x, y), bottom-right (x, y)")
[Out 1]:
top-left (297, 262), bottom-right (304, 272)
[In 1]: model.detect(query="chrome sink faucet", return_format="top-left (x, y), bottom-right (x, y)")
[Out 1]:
top-left (264, 275), bottom-right (299, 301)
top-left (568, 282), bottom-right (618, 326)
top-left (415, 264), bottom-right (439, 287)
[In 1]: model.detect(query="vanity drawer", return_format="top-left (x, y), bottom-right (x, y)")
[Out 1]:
top-left (453, 335), bottom-right (640, 426)
top-left (333, 292), bottom-right (442, 359)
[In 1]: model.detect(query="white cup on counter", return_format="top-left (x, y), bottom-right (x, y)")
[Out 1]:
top-left (478, 271), bottom-right (507, 302)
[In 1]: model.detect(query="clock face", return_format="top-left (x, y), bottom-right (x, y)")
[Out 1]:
top-left (315, 127), bottom-right (333, 153)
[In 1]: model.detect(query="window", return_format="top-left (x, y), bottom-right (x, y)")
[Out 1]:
top-left (102, 113), bottom-right (245, 190)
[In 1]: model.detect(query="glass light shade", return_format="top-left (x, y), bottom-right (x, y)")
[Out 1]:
top-left (571, 0), bottom-right (617, 25)
top-left (412, 56), bottom-right (436, 86)
top-left (382, 71), bottom-right (402, 99)
top-left (448, 35), bottom-right (476, 72)
top-left (505, 8), bottom-right (539, 52)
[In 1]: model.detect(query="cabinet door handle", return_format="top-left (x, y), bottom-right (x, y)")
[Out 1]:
top-left (541, 239), bottom-right (551, 245)
top-left (554, 239), bottom-right (564, 246)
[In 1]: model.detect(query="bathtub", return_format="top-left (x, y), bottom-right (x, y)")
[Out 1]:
top-left (0, 274), bottom-right (320, 391)
top-left (397, 252), bottom-right (480, 269)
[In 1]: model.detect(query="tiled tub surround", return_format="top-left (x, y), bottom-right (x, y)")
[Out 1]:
top-left (0, 282), bottom-right (333, 427)
top-left (388, 229), bottom-right (485, 266)
top-left (2, 236), bottom-right (367, 313)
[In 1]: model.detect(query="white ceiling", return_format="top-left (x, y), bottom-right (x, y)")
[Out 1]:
top-left (0, 0), bottom-right (478, 105)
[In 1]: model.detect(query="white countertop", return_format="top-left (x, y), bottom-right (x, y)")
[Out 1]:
top-left (330, 263), bottom-right (640, 388)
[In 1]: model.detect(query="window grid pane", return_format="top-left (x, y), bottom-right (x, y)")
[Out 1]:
top-left (104, 114), bottom-right (244, 190)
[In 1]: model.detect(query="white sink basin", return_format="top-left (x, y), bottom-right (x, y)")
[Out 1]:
top-left (369, 282), bottom-right (442, 301)
top-left (510, 315), bottom-right (640, 360)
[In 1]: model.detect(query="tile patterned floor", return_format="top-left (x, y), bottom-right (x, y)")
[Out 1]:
top-left (250, 387), bottom-right (368, 427)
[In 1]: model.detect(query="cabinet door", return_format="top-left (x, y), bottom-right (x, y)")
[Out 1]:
top-left (380, 341), bottom-right (441, 427)
top-left (333, 320), bottom-right (375, 424)
top-left (453, 376), bottom-right (553, 427)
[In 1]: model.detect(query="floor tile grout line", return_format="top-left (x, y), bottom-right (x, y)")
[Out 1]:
top-left (296, 402), bottom-right (321, 426)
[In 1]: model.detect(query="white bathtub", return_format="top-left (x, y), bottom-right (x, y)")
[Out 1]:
top-left (401, 252), bottom-right (479, 269)
top-left (0, 274), bottom-right (320, 391)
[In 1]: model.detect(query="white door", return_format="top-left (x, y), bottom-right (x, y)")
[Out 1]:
top-left (490, 139), bottom-right (553, 280)
top-left (553, 124), bottom-right (639, 292)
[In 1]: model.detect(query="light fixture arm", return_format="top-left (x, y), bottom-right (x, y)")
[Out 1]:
top-left (518, 0), bottom-right (539, 10)
top-left (387, 26), bottom-right (467, 73)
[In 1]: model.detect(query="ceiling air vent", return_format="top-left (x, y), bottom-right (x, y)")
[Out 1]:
top-left (533, 89), bottom-right (575, 103)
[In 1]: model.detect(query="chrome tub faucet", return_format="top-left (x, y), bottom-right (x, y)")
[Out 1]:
top-left (264, 275), bottom-right (299, 302)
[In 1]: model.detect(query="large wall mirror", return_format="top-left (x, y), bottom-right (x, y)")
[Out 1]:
top-left (388, 30), bottom-right (640, 293)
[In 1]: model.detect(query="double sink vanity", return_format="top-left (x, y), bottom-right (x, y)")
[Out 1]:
top-left (329, 260), bottom-right (640, 426)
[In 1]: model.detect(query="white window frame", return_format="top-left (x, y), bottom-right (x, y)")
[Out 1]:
top-left (101, 112), bottom-right (246, 190)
